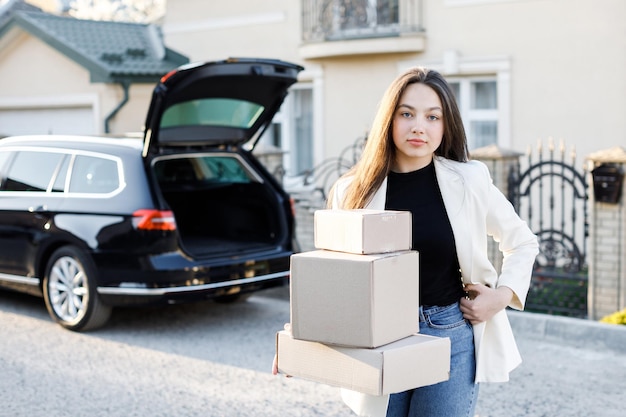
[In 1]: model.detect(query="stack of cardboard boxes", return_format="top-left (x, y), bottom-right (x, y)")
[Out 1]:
top-left (276, 209), bottom-right (451, 397)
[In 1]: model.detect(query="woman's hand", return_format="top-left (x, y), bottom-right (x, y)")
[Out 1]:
top-left (459, 283), bottom-right (513, 325)
top-left (272, 354), bottom-right (292, 377)
top-left (272, 354), bottom-right (278, 375)
top-left (273, 323), bottom-right (293, 376)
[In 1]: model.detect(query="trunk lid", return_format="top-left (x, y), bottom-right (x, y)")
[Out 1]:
top-left (142, 57), bottom-right (304, 156)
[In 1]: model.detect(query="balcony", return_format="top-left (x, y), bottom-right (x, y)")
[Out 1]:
top-left (300, 0), bottom-right (425, 59)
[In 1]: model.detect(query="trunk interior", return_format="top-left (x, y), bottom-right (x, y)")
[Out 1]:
top-left (157, 180), bottom-right (285, 259)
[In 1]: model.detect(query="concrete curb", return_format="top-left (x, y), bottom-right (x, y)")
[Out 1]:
top-left (508, 310), bottom-right (626, 353)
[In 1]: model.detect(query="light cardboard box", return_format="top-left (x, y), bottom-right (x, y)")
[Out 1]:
top-left (276, 330), bottom-right (451, 396)
top-left (314, 209), bottom-right (412, 254)
top-left (290, 250), bottom-right (419, 348)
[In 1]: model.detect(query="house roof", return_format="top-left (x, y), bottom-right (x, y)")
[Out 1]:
top-left (0, 6), bottom-right (189, 83)
top-left (0, 0), bottom-right (41, 27)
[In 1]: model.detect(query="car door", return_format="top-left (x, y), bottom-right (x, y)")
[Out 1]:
top-left (0, 149), bottom-right (65, 279)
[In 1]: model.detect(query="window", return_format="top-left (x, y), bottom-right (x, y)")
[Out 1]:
top-left (291, 88), bottom-right (314, 174)
top-left (69, 156), bottom-right (119, 194)
top-left (303, 0), bottom-right (415, 42)
top-left (0, 151), bottom-right (12, 184)
top-left (259, 84), bottom-right (314, 176)
top-left (2, 151), bottom-right (65, 192)
top-left (154, 155), bottom-right (256, 185)
top-left (339, 0), bottom-right (399, 31)
top-left (198, 157), bottom-right (252, 183)
top-left (51, 157), bottom-right (70, 192)
top-left (449, 78), bottom-right (499, 150)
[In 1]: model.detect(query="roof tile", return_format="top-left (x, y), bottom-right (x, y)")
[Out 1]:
top-left (1, 6), bottom-right (188, 82)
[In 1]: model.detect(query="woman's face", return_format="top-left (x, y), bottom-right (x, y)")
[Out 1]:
top-left (391, 83), bottom-right (444, 172)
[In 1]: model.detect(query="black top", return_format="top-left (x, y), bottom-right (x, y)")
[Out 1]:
top-left (385, 161), bottom-right (465, 307)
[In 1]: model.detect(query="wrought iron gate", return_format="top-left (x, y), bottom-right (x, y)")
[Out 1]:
top-left (508, 139), bottom-right (589, 318)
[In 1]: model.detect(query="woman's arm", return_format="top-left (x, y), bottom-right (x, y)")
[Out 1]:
top-left (460, 164), bottom-right (538, 324)
top-left (485, 180), bottom-right (539, 310)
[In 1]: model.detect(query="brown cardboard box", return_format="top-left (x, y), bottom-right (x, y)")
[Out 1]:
top-left (290, 250), bottom-right (419, 348)
top-left (276, 330), bottom-right (451, 396)
top-left (314, 209), bottom-right (412, 254)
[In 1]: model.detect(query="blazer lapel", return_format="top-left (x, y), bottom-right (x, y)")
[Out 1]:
top-left (365, 159), bottom-right (473, 282)
top-left (433, 158), bottom-right (474, 283)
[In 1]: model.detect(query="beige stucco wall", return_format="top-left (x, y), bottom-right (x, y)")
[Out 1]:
top-left (163, 0), bottom-right (302, 64)
top-left (420, 0), bottom-right (626, 161)
top-left (96, 82), bottom-right (156, 134)
top-left (0, 28), bottom-right (157, 135)
top-left (162, 0), bottom-right (625, 166)
top-left (0, 31), bottom-right (92, 96)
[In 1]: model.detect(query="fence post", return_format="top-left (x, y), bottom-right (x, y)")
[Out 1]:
top-left (470, 144), bottom-right (524, 273)
top-left (586, 146), bottom-right (626, 320)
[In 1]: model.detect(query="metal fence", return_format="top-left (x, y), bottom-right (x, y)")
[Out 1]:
top-left (508, 139), bottom-right (589, 318)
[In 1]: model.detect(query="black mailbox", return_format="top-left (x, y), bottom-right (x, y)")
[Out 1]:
top-left (592, 163), bottom-right (624, 204)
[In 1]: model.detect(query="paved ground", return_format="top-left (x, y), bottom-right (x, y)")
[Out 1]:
top-left (475, 310), bottom-right (626, 417)
top-left (1, 285), bottom-right (625, 417)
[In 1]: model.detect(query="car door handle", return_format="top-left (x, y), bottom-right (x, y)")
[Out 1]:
top-left (28, 205), bottom-right (48, 213)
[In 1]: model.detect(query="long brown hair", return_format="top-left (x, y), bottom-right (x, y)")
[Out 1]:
top-left (330, 67), bottom-right (469, 209)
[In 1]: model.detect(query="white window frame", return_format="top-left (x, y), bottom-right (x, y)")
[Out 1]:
top-left (447, 76), bottom-right (499, 150)
top-left (259, 66), bottom-right (324, 178)
top-left (398, 52), bottom-right (512, 148)
top-left (282, 84), bottom-right (312, 175)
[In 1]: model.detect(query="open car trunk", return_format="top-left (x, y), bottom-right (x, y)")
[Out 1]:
top-left (152, 154), bottom-right (286, 258)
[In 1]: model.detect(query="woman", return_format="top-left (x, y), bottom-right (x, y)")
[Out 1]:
top-left (328, 67), bottom-right (539, 417)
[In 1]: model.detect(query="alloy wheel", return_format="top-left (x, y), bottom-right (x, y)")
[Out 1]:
top-left (47, 255), bottom-right (89, 324)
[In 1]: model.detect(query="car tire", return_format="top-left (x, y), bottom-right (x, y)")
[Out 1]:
top-left (43, 245), bottom-right (112, 331)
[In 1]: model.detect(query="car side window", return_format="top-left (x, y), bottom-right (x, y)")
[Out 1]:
top-left (200, 156), bottom-right (252, 183)
top-left (0, 151), bottom-right (12, 188)
top-left (51, 156), bottom-right (70, 192)
top-left (2, 151), bottom-right (65, 192)
top-left (69, 155), bottom-right (119, 194)
top-left (154, 156), bottom-right (254, 185)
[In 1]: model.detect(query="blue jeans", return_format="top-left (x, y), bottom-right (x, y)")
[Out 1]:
top-left (386, 302), bottom-right (479, 417)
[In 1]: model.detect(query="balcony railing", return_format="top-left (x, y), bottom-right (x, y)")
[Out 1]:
top-left (302, 0), bottom-right (423, 43)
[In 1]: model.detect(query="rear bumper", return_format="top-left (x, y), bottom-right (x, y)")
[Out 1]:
top-left (97, 272), bottom-right (288, 306)
top-left (93, 248), bottom-right (292, 306)
top-left (98, 271), bottom-right (288, 296)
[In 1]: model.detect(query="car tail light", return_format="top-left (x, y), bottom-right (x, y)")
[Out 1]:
top-left (159, 69), bottom-right (178, 83)
top-left (132, 209), bottom-right (177, 231)
top-left (289, 197), bottom-right (296, 217)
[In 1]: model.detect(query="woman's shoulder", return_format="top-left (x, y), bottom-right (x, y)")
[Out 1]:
top-left (333, 174), bottom-right (355, 193)
top-left (328, 174), bottom-right (355, 209)
top-left (435, 156), bottom-right (490, 178)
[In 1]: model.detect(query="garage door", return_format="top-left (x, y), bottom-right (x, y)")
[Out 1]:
top-left (0, 106), bottom-right (96, 136)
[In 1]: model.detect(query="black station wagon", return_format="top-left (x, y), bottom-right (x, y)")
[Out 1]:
top-left (0, 58), bottom-right (303, 331)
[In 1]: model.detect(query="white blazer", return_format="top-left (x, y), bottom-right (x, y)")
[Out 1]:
top-left (331, 156), bottom-right (539, 383)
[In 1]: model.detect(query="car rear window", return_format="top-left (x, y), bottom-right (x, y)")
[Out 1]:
top-left (159, 98), bottom-right (264, 130)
